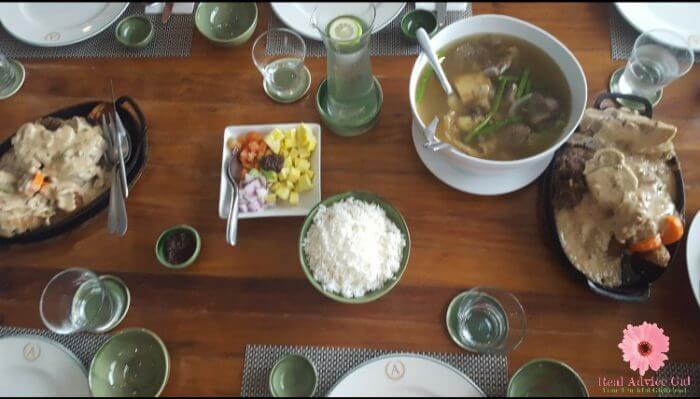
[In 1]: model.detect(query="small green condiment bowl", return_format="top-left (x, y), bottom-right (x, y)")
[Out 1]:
top-left (400, 9), bottom-right (438, 42)
top-left (299, 191), bottom-right (411, 304)
top-left (155, 224), bottom-right (201, 269)
top-left (507, 358), bottom-right (589, 397)
top-left (89, 328), bottom-right (170, 397)
top-left (115, 15), bottom-right (154, 49)
top-left (195, 2), bottom-right (258, 47)
top-left (269, 354), bottom-right (318, 397)
top-left (315, 77), bottom-right (384, 137)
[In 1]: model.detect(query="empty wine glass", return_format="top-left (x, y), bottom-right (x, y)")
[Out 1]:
top-left (251, 28), bottom-right (310, 103)
top-left (40, 268), bottom-right (128, 334)
top-left (610, 29), bottom-right (694, 106)
top-left (456, 286), bottom-right (526, 354)
top-left (0, 53), bottom-right (25, 100)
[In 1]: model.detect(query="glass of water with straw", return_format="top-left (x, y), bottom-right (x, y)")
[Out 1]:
top-left (610, 29), bottom-right (694, 107)
top-left (252, 28), bottom-right (310, 103)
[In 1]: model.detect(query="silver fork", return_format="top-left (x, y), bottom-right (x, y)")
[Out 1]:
top-left (101, 114), bottom-right (128, 236)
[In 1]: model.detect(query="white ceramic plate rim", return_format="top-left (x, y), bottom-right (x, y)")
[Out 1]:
top-left (0, 2), bottom-right (128, 47)
top-left (686, 211), bottom-right (700, 310)
top-left (615, 2), bottom-right (700, 52)
top-left (327, 353), bottom-right (486, 397)
top-left (0, 335), bottom-right (90, 396)
top-left (218, 123), bottom-right (322, 219)
top-left (269, 2), bottom-right (406, 41)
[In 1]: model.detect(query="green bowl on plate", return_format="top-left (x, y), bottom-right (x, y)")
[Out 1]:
top-left (89, 328), bottom-right (170, 397)
top-left (195, 2), bottom-right (258, 47)
top-left (155, 224), bottom-right (201, 270)
top-left (299, 191), bottom-right (410, 304)
top-left (269, 354), bottom-right (318, 397)
top-left (400, 9), bottom-right (438, 42)
top-left (507, 359), bottom-right (589, 397)
top-left (115, 15), bottom-right (154, 48)
top-left (315, 77), bottom-right (383, 137)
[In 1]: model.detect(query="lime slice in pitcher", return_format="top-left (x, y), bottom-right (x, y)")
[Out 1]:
top-left (327, 16), bottom-right (363, 45)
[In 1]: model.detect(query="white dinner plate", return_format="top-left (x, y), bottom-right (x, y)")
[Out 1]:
top-left (411, 119), bottom-right (550, 196)
top-left (0, 2), bottom-right (128, 47)
top-left (218, 123), bottom-right (321, 220)
top-left (0, 336), bottom-right (90, 397)
top-left (686, 211), bottom-right (700, 311)
top-left (270, 2), bottom-right (406, 41)
top-left (328, 354), bottom-right (485, 397)
top-left (615, 3), bottom-right (700, 52)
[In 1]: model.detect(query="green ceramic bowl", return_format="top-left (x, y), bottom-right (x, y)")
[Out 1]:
top-left (507, 359), bottom-right (589, 397)
top-left (89, 328), bottom-right (170, 397)
top-left (400, 9), bottom-right (438, 42)
top-left (155, 225), bottom-right (201, 269)
top-left (195, 2), bottom-right (258, 47)
top-left (299, 191), bottom-right (411, 304)
top-left (115, 15), bottom-right (154, 48)
top-left (269, 354), bottom-right (318, 397)
top-left (315, 77), bottom-right (383, 137)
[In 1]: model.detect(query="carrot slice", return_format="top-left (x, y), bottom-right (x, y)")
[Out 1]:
top-left (660, 215), bottom-right (684, 245)
top-left (31, 171), bottom-right (45, 191)
top-left (629, 235), bottom-right (663, 253)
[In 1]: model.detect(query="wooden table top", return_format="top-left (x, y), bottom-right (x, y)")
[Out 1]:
top-left (1, 2), bottom-right (699, 396)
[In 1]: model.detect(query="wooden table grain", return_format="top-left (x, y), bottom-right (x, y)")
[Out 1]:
top-left (1, 3), bottom-right (699, 396)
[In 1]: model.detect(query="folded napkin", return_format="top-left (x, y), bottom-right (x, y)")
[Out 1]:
top-left (144, 2), bottom-right (194, 15)
top-left (415, 2), bottom-right (469, 12)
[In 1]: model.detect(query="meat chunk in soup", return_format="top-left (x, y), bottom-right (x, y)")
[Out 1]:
top-left (453, 72), bottom-right (492, 111)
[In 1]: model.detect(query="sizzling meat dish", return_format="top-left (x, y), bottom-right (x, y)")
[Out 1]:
top-left (553, 107), bottom-right (683, 287)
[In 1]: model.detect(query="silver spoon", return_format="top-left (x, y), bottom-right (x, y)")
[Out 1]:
top-left (225, 148), bottom-right (242, 246)
top-left (421, 116), bottom-right (452, 152)
top-left (416, 27), bottom-right (454, 97)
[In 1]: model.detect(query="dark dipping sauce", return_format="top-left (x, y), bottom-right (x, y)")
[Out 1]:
top-left (164, 230), bottom-right (196, 265)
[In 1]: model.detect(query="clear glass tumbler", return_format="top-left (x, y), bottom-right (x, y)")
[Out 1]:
top-left (456, 286), bottom-right (526, 354)
top-left (40, 268), bottom-right (121, 334)
top-left (611, 29), bottom-right (694, 105)
top-left (252, 28), bottom-right (308, 102)
top-left (312, 3), bottom-right (379, 126)
top-left (0, 53), bottom-right (19, 97)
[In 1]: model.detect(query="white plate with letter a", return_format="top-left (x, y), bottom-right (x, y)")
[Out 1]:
top-left (327, 354), bottom-right (485, 397)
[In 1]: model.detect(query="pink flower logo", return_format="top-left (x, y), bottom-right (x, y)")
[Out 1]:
top-left (618, 322), bottom-right (669, 376)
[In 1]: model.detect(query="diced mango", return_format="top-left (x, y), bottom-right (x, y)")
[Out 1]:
top-left (298, 148), bottom-right (310, 159)
top-left (295, 158), bottom-right (310, 171)
top-left (279, 167), bottom-right (289, 181)
top-left (289, 191), bottom-right (299, 206)
top-left (264, 129), bottom-right (284, 154)
top-left (283, 156), bottom-right (293, 168)
top-left (288, 167), bottom-right (301, 183)
top-left (275, 186), bottom-right (290, 201)
top-left (306, 169), bottom-right (314, 179)
top-left (286, 180), bottom-right (294, 189)
top-left (296, 175), bottom-right (313, 192)
top-left (288, 148), bottom-right (299, 161)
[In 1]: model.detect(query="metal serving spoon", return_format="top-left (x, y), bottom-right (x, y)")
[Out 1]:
top-left (225, 148), bottom-right (242, 246)
top-left (422, 116), bottom-right (452, 152)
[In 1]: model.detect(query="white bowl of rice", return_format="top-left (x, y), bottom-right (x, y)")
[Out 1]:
top-left (299, 191), bottom-right (411, 304)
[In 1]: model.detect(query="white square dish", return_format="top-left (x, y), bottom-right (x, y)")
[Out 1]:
top-left (218, 123), bottom-right (321, 219)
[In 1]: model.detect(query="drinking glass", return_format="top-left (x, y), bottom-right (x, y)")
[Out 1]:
top-left (40, 268), bottom-right (125, 334)
top-left (610, 29), bottom-right (694, 106)
top-left (252, 28), bottom-right (308, 102)
top-left (312, 3), bottom-right (379, 127)
top-left (456, 286), bottom-right (526, 354)
top-left (0, 53), bottom-right (20, 98)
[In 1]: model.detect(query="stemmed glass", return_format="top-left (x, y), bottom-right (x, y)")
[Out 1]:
top-left (40, 268), bottom-right (128, 334)
top-left (252, 28), bottom-right (309, 103)
top-left (610, 29), bottom-right (694, 106)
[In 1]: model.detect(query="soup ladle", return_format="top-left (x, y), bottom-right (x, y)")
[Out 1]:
top-left (416, 27), bottom-right (454, 97)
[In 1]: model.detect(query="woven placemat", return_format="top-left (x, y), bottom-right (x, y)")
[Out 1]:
top-left (0, 325), bottom-right (109, 369)
top-left (0, 3), bottom-right (194, 59)
top-left (241, 344), bottom-right (507, 397)
top-left (609, 5), bottom-right (699, 63)
top-left (657, 362), bottom-right (700, 397)
top-left (267, 3), bottom-right (473, 57)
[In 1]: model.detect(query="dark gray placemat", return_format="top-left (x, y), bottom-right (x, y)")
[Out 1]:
top-left (267, 3), bottom-right (473, 57)
top-left (0, 325), bottom-right (110, 369)
top-left (609, 5), bottom-right (699, 63)
top-left (657, 362), bottom-right (700, 397)
top-left (0, 3), bottom-right (194, 59)
top-left (241, 344), bottom-right (507, 397)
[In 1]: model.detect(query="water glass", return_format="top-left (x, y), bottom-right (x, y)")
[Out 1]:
top-left (251, 28), bottom-right (308, 102)
top-left (40, 268), bottom-right (123, 334)
top-left (456, 286), bottom-right (526, 354)
top-left (0, 53), bottom-right (18, 97)
top-left (613, 29), bottom-right (694, 104)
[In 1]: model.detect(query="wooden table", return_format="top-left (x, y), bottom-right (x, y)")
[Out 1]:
top-left (1, 3), bottom-right (699, 396)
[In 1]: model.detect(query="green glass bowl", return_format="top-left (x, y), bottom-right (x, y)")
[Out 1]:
top-left (155, 225), bottom-right (201, 269)
top-left (507, 359), bottom-right (589, 397)
top-left (315, 77), bottom-right (383, 137)
top-left (195, 2), bottom-right (258, 47)
top-left (269, 354), bottom-right (318, 397)
top-left (299, 191), bottom-right (411, 304)
top-left (400, 9), bottom-right (438, 42)
top-left (115, 15), bottom-right (154, 48)
top-left (89, 328), bottom-right (170, 397)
